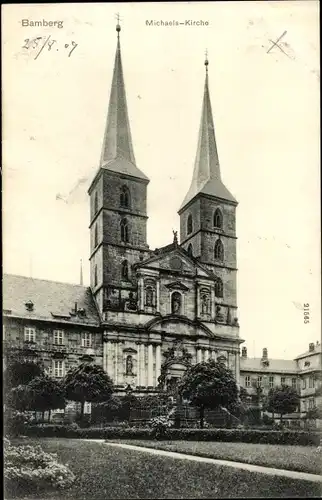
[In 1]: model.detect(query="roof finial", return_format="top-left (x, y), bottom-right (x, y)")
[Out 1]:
top-left (115, 12), bottom-right (121, 38)
top-left (204, 48), bottom-right (209, 71)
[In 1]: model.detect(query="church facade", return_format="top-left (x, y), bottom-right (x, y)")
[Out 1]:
top-left (3, 24), bottom-right (241, 398)
top-left (87, 24), bottom-right (241, 394)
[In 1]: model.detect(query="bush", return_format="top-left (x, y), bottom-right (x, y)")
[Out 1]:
top-left (22, 423), bottom-right (321, 446)
top-left (4, 442), bottom-right (75, 497)
top-left (5, 410), bottom-right (33, 437)
top-left (148, 416), bottom-right (172, 440)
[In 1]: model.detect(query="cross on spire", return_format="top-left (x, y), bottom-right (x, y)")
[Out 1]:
top-left (115, 12), bottom-right (121, 37)
top-left (204, 48), bottom-right (209, 71)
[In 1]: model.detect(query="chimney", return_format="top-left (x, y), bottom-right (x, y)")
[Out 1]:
top-left (75, 302), bottom-right (78, 313)
top-left (262, 347), bottom-right (268, 360)
top-left (241, 346), bottom-right (247, 358)
top-left (309, 342), bottom-right (315, 352)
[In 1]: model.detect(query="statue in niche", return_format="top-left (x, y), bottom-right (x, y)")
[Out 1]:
top-left (171, 292), bottom-right (182, 314)
top-left (125, 355), bottom-right (134, 375)
top-left (145, 286), bottom-right (154, 307)
top-left (216, 305), bottom-right (224, 322)
top-left (126, 291), bottom-right (137, 311)
top-left (201, 293), bottom-right (210, 315)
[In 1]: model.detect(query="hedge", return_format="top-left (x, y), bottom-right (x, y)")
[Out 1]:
top-left (21, 424), bottom-right (320, 446)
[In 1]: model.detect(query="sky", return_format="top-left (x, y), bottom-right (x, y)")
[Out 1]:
top-left (2, 2), bottom-right (320, 359)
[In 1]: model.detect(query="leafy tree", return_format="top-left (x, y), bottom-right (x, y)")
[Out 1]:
top-left (4, 358), bottom-right (44, 393)
top-left (178, 360), bottom-right (238, 428)
top-left (63, 363), bottom-right (114, 424)
top-left (27, 375), bottom-right (66, 421)
top-left (266, 386), bottom-right (300, 423)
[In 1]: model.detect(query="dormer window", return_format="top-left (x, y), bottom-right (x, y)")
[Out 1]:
top-left (187, 214), bottom-right (193, 235)
top-left (120, 186), bottom-right (130, 208)
top-left (25, 300), bottom-right (34, 312)
top-left (214, 208), bottom-right (223, 229)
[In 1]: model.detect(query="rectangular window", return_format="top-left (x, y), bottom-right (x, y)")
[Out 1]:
top-left (309, 376), bottom-right (315, 388)
top-left (53, 360), bottom-right (64, 378)
top-left (84, 402), bottom-right (92, 414)
top-left (269, 376), bottom-right (274, 388)
top-left (302, 378), bottom-right (307, 389)
top-left (257, 376), bottom-right (262, 388)
top-left (24, 327), bottom-right (36, 342)
top-left (292, 378), bottom-right (297, 389)
top-left (281, 377), bottom-right (286, 385)
top-left (53, 330), bottom-right (64, 345)
top-left (81, 332), bottom-right (92, 348)
top-left (245, 376), bottom-right (250, 388)
top-left (308, 398), bottom-right (315, 409)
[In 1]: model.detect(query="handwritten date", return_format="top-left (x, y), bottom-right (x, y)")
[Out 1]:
top-left (22, 36), bottom-right (78, 59)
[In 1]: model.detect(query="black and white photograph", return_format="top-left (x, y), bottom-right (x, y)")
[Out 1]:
top-left (2, 1), bottom-right (321, 498)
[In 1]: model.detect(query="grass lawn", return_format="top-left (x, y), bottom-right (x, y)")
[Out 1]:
top-left (113, 439), bottom-right (322, 475)
top-left (5, 438), bottom-right (322, 499)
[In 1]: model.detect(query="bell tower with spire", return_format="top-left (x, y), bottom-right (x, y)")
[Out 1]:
top-left (178, 54), bottom-right (238, 310)
top-left (88, 21), bottom-right (150, 314)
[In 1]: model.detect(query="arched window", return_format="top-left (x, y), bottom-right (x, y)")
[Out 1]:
top-left (187, 244), bottom-right (193, 258)
top-left (145, 286), bottom-right (154, 307)
top-left (214, 239), bottom-right (224, 261)
top-left (120, 186), bottom-right (130, 208)
top-left (215, 278), bottom-right (223, 298)
top-left (94, 224), bottom-right (98, 247)
top-left (121, 260), bottom-right (129, 279)
top-left (94, 192), bottom-right (98, 214)
top-left (187, 214), bottom-right (193, 235)
top-left (120, 218), bottom-right (129, 243)
top-left (214, 208), bottom-right (223, 229)
top-left (171, 291), bottom-right (182, 315)
top-left (94, 264), bottom-right (98, 286)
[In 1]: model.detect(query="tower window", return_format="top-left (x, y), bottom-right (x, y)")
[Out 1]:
top-left (145, 286), bottom-right (154, 306)
top-left (94, 192), bottom-right (98, 214)
top-left (120, 218), bottom-right (129, 243)
top-left (214, 240), bottom-right (224, 261)
top-left (171, 291), bottom-right (182, 315)
top-left (94, 265), bottom-right (98, 286)
top-left (120, 186), bottom-right (130, 208)
top-left (121, 260), bottom-right (129, 280)
top-left (214, 208), bottom-right (223, 229)
top-left (187, 244), bottom-right (193, 258)
top-left (215, 278), bottom-right (223, 298)
top-left (187, 214), bottom-right (193, 235)
top-left (94, 224), bottom-right (98, 247)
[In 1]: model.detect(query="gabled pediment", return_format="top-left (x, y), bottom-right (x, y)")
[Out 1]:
top-left (165, 281), bottom-right (190, 292)
top-left (135, 246), bottom-right (212, 279)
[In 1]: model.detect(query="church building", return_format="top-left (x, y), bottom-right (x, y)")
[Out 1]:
top-left (88, 23), bottom-right (241, 393)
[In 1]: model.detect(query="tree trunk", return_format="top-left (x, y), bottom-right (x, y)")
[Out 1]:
top-left (280, 413), bottom-right (283, 424)
top-left (48, 409), bottom-right (51, 422)
top-left (199, 406), bottom-right (205, 429)
top-left (80, 400), bottom-right (85, 426)
top-left (42, 411), bottom-right (45, 422)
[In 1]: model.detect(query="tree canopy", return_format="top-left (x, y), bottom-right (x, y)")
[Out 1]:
top-left (265, 386), bottom-right (300, 422)
top-left (178, 360), bottom-right (238, 427)
top-left (27, 375), bottom-right (66, 418)
top-left (63, 363), bottom-right (114, 421)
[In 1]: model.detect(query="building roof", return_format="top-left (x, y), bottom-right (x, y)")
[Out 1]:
top-left (240, 357), bottom-right (298, 374)
top-left (3, 274), bottom-right (100, 326)
top-left (295, 343), bottom-right (321, 360)
top-left (179, 61), bottom-right (237, 212)
top-left (99, 27), bottom-right (149, 182)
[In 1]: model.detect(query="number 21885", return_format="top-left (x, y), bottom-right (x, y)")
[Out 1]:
top-left (304, 304), bottom-right (310, 324)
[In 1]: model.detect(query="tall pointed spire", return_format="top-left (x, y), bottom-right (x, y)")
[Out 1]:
top-left (99, 19), bottom-right (148, 181)
top-left (179, 54), bottom-right (236, 211)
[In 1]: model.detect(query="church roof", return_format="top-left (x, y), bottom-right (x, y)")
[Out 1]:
top-left (179, 59), bottom-right (237, 212)
top-left (240, 357), bottom-right (298, 374)
top-left (99, 25), bottom-right (149, 182)
top-left (3, 274), bottom-right (100, 326)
